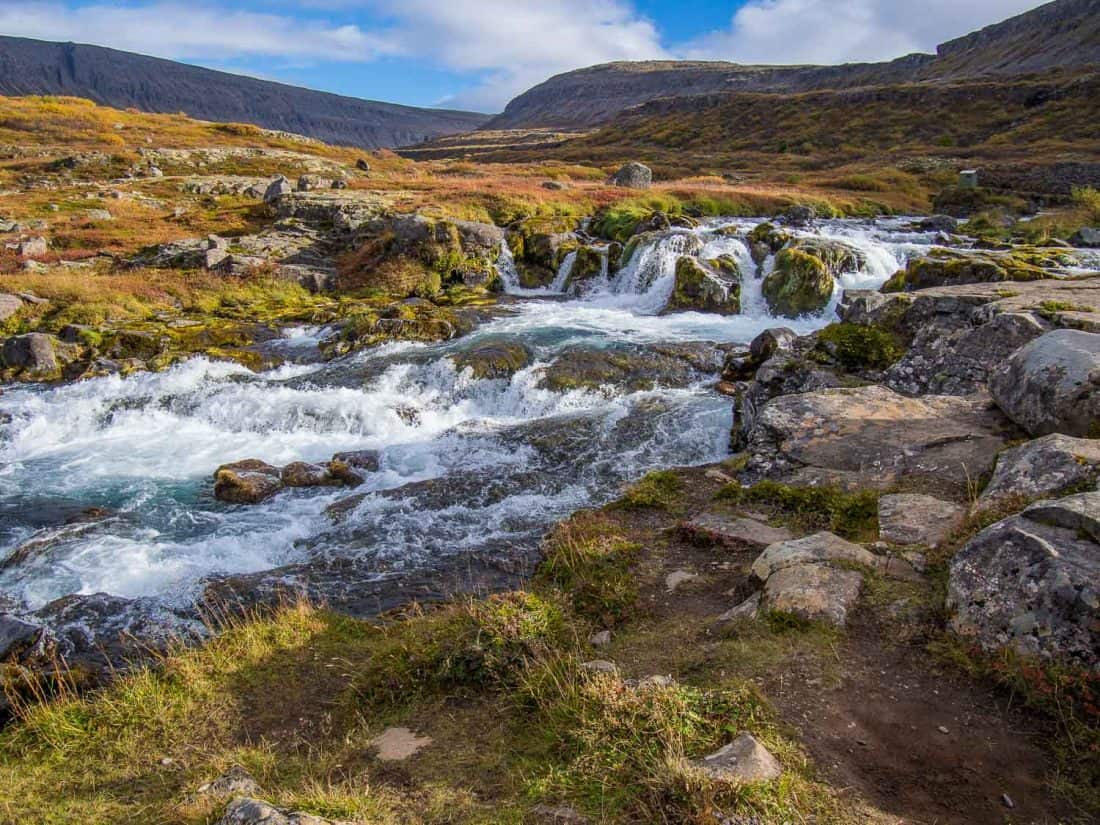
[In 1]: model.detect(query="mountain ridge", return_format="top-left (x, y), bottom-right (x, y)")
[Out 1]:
top-left (0, 36), bottom-right (490, 149)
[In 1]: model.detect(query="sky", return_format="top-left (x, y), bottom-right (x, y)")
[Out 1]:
top-left (0, 0), bottom-right (1049, 112)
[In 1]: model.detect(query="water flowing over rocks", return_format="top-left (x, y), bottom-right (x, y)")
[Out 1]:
top-left (948, 492), bottom-right (1100, 669)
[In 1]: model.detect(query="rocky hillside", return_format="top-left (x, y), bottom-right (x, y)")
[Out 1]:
top-left (0, 36), bottom-right (489, 149)
top-left (487, 0), bottom-right (1100, 130)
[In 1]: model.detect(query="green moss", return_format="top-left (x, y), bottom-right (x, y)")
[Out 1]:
top-left (761, 248), bottom-right (834, 318)
top-left (1037, 299), bottom-right (1094, 320)
top-left (815, 323), bottom-right (905, 370)
top-left (665, 256), bottom-right (741, 315)
top-left (615, 470), bottom-right (685, 511)
top-left (718, 480), bottom-right (879, 540)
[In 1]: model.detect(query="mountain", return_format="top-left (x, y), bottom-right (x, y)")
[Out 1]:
top-left (486, 0), bottom-right (1100, 131)
top-left (0, 36), bottom-right (490, 149)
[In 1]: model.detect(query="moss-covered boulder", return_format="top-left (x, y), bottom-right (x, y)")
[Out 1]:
top-left (450, 338), bottom-right (532, 380)
top-left (321, 299), bottom-right (480, 358)
top-left (814, 323), bottom-right (905, 371)
top-left (507, 217), bottom-right (582, 288)
top-left (791, 238), bottom-right (864, 278)
top-left (882, 249), bottom-right (1047, 293)
top-left (664, 256), bottom-right (741, 315)
top-left (762, 248), bottom-right (835, 318)
top-left (563, 246), bottom-right (606, 294)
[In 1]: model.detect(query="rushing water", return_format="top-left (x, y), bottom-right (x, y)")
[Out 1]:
top-left (0, 218), bottom-right (1021, 630)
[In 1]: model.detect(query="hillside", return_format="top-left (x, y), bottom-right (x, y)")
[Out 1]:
top-left (485, 0), bottom-right (1100, 131)
top-left (0, 36), bottom-right (489, 149)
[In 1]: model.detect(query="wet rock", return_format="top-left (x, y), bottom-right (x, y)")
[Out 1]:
top-left (680, 511), bottom-right (793, 550)
top-left (331, 450), bottom-right (381, 474)
top-left (214, 460), bottom-right (284, 504)
top-left (280, 462), bottom-right (341, 488)
top-left (918, 215), bottom-right (958, 233)
top-left (981, 434), bottom-right (1100, 504)
top-left (751, 532), bottom-right (877, 581)
top-left (609, 161), bottom-right (652, 189)
top-left (878, 494), bottom-right (964, 548)
top-left (694, 733), bottom-right (783, 782)
top-left (664, 256), bottom-right (741, 315)
top-left (948, 492), bottom-right (1100, 668)
top-left (743, 385), bottom-right (1008, 492)
top-left (780, 205), bottom-right (816, 228)
top-left (198, 766), bottom-right (261, 797)
top-left (1070, 227), bottom-right (1100, 248)
top-left (634, 211), bottom-right (671, 234)
top-left (762, 247), bottom-right (835, 318)
top-left (263, 175), bottom-right (293, 204)
top-left (763, 563), bottom-right (864, 626)
top-left (990, 330), bottom-right (1100, 437)
top-left (0, 615), bottom-right (42, 660)
top-left (562, 246), bottom-right (605, 294)
top-left (2, 332), bottom-right (63, 376)
top-left (538, 345), bottom-right (702, 393)
top-left (882, 249), bottom-right (1046, 292)
top-left (451, 339), bottom-right (532, 380)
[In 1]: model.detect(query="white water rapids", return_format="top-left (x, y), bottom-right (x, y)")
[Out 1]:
top-left (0, 218), bottom-right (958, 620)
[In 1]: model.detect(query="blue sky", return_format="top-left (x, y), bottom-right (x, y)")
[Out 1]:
top-left (0, 1), bottom-right (1046, 112)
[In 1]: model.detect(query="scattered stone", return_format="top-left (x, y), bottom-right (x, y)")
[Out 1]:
top-left (694, 733), bottom-right (783, 783)
top-left (83, 208), bottom-right (113, 222)
top-left (0, 293), bottom-right (23, 322)
top-left (718, 592), bottom-right (761, 622)
top-left (16, 236), bottom-right (48, 257)
top-left (609, 162), bottom-right (652, 189)
top-left (981, 434), bottom-right (1100, 503)
top-left (948, 491), bottom-right (1100, 668)
top-left (877, 494), bottom-right (964, 548)
top-left (581, 660), bottom-right (618, 675)
top-left (1070, 227), bottom-right (1100, 248)
top-left (370, 726), bottom-right (433, 761)
top-left (762, 563), bottom-right (864, 626)
top-left (681, 511), bottom-right (793, 550)
top-left (2, 332), bottom-right (62, 376)
top-left (541, 181), bottom-right (570, 190)
top-left (356, 158), bottom-right (371, 172)
top-left (937, 726), bottom-right (950, 735)
top-left (215, 797), bottom-right (350, 825)
top-left (990, 330), bottom-right (1100, 438)
top-left (1002, 793), bottom-right (1016, 809)
top-left (213, 460), bottom-right (283, 504)
top-left (588, 630), bottom-right (611, 648)
top-left (263, 175), bottom-right (293, 204)
top-left (197, 766), bottom-right (261, 797)
top-left (665, 569), bottom-right (698, 592)
top-left (750, 532), bottom-right (877, 581)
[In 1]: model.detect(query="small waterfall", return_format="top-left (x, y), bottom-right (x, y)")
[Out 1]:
top-left (496, 241), bottom-right (521, 291)
top-left (550, 250), bottom-right (578, 293)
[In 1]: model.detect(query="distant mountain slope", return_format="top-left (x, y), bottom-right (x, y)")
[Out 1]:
top-left (0, 36), bottom-right (490, 149)
top-left (486, 0), bottom-right (1100, 131)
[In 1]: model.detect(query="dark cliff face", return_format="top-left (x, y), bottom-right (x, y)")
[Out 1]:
top-left (0, 36), bottom-right (490, 149)
top-left (486, 0), bottom-right (1100, 131)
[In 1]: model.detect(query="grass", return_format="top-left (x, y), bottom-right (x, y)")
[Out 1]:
top-left (717, 481), bottom-right (880, 541)
top-left (615, 470), bottom-right (685, 512)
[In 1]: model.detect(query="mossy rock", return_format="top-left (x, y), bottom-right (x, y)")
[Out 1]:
top-left (882, 250), bottom-right (1047, 293)
top-left (563, 246), bottom-right (605, 293)
top-left (790, 238), bottom-right (864, 278)
top-left (322, 300), bottom-right (477, 358)
top-left (748, 222), bottom-right (790, 253)
top-left (451, 339), bottom-right (532, 380)
top-left (762, 248), bottom-right (835, 318)
top-left (664, 256), bottom-right (741, 315)
top-left (814, 323), bottom-right (905, 371)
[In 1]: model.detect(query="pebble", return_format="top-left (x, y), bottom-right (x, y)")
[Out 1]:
top-left (1002, 793), bottom-right (1015, 809)
top-left (937, 725), bottom-right (950, 734)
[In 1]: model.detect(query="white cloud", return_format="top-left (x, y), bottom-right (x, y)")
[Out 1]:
top-left (0, 1), bottom-right (391, 63)
top-left (683, 0), bottom-right (1047, 65)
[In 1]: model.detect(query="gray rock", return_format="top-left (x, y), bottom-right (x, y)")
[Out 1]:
top-left (2, 332), bottom-right (60, 375)
top-left (17, 236), bottom-right (48, 257)
top-left (694, 733), bottom-right (783, 783)
top-left (529, 804), bottom-right (589, 824)
top-left (198, 766), bottom-right (261, 797)
top-left (918, 215), bottom-right (958, 233)
top-left (581, 660), bottom-right (619, 675)
top-left (216, 797), bottom-right (348, 825)
top-left (780, 204), bottom-right (816, 227)
top-left (680, 511), bottom-right (793, 550)
top-left (263, 175), bottom-right (293, 204)
top-left (762, 563), bottom-right (864, 626)
top-left (751, 532), bottom-right (876, 581)
top-left (990, 330), bottom-right (1100, 437)
top-left (609, 162), bottom-right (652, 189)
top-left (982, 434), bottom-right (1100, 503)
top-left (1070, 227), bottom-right (1100, 248)
top-left (718, 592), bottom-right (761, 622)
top-left (83, 208), bottom-right (113, 222)
top-left (331, 449), bottom-right (381, 473)
top-left (878, 494), bottom-right (964, 548)
top-left (948, 491), bottom-right (1100, 667)
top-left (0, 615), bottom-right (42, 660)
top-left (588, 630), bottom-right (612, 648)
top-left (749, 327), bottom-right (798, 363)
top-left (356, 158), bottom-right (371, 172)
top-left (213, 460), bottom-right (284, 504)
top-left (0, 293), bottom-right (23, 322)
top-left (744, 385), bottom-right (1008, 492)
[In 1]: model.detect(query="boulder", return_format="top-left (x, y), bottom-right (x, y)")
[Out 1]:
top-left (263, 175), bottom-right (293, 204)
top-left (694, 733), bottom-right (782, 783)
top-left (280, 462), bottom-right (341, 488)
top-left (948, 492), bottom-right (1100, 668)
top-left (762, 563), bottom-right (864, 626)
top-left (680, 511), bottom-right (793, 550)
top-left (0, 293), bottom-right (23, 322)
top-left (451, 339), bottom-right (532, 380)
top-left (562, 246), bottom-right (605, 294)
top-left (2, 332), bottom-right (62, 376)
top-left (296, 174), bottom-right (329, 191)
top-left (981, 434), bottom-right (1100, 504)
top-left (609, 162), bottom-right (652, 189)
top-left (0, 615), bottom-right (42, 660)
top-left (918, 215), bottom-right (958, 233)
top-left (744, 385), bottom-right (1008, 492)
top-left (882, 250), bottom-right (1046, 292)
top-left (17, 236), bottom-right (48, 257)
top-left (877, 494), bottom-right (964, 548)
top-left (356, 158), bottom-right (371, 172)
top-left (663, 256), bottom-right (740, 315)
top-left (214, 460), bottom-right (283, 504)
top-left (989, 330), bottom-right (1100, 437)
top-left (762, 247), bottom-right (835, 318)
top-left (331, 449), bottom-right (381, 474)
top-left (780, 205), bottom-right (816, 227)
top-left (198, 766), bottom-right (261, 797)
top-left (1070, 227), bottom-right (1100, 248)
top-left (751, 532), bottom-right (877, 581)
